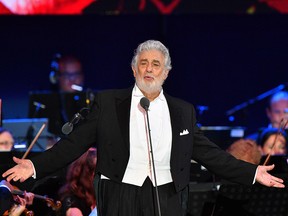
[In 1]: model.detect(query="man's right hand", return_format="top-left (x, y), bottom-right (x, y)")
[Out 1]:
top-left (2, 157), bottom-right (34, 182)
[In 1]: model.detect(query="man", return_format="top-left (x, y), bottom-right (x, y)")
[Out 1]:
top-left (0, 128), bottom-right (14, 152)
top-left (56, 55), bottom-right (85, 93)
top-left (266, 91), bottom-right (288, 129)
top-left (2, 40), bottom-right (284, 216)
top-left (246, 91), bottom-right (288, 141)
top-left (36, 54), bottom-right (86, 135)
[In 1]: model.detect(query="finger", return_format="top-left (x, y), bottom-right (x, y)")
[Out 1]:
top-left (13, 156), bottom-right (21, 164)
top-left (6, 173), bottom-right (15, 182)
top-left (272, 182), bottom-right (285, 188)
top-left (2, 168), bottom-right (13, 178)
top-left (265, 164), bottom-right (275, 171)
top-left (272, 176), bottom-right (284, 183)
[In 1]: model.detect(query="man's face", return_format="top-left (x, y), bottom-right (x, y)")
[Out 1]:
top-left (132, 49), bottom-right (168, 95)
top-left (266, 99), bottom-right (288, 128)
top-left (58, 61), bottom-right (84, 92)
top-left (0, 131), bottom-right (14, 151)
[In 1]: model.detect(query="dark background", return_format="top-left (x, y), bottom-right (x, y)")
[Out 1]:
top-left (1, 14), bottom-right (288, 135)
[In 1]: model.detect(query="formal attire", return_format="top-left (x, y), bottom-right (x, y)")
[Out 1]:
top-left (0, 185), bottom-right (13, 215)
top-left (31, 85), bottom-right (257, 216)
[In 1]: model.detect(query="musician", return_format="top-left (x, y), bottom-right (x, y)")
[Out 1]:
top-left (246, 91), bottom-right (288, 141)
top-left (58, 147), bottom-right (97, 216)
top-left (0, 128), bottom-right (14, 152)
top-left (257, 127), bottom-right (287, 156)
top-left (2, 39), bottom-right (285, 216)
top-left (0, 180), bottom-right (34, 216)
top-left (54, 55), bottom-right (85, 93)
top-left (266, 91), bottom-right (288, 130)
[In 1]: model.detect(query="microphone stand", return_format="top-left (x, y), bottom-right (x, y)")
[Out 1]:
top-left (144, 108), bottom-right (162, 216)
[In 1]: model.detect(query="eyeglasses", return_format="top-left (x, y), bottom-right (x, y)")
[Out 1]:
top-left (0, 141), bottom-right (14, 146)
top-left (270, 108), bottom-right (288, 115)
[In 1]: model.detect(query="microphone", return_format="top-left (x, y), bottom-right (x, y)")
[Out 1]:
top-left (140, 97), bottom-right (150, 111)
top-left (140, 96), bottom-right (162, 216)
top-left (61, 107), bottom-right (89, 135)
top-left (61, 112), bottom-right (83, 135)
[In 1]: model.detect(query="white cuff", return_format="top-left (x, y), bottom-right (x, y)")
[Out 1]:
top-left (252, 166), bottom-right (258, 184)
top-left (28, 160), bottom-right (37, 179)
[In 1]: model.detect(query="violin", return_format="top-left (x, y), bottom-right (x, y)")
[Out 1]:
top-left (11, 189), bottom-right (62, 211)
top-left (3, 206), bottom-right (34, 216)
top-left (2, 188), bottom-right (34, 216)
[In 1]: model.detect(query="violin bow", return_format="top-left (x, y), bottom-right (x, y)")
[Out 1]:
top-left (22, 123), bottom-right (46, 159)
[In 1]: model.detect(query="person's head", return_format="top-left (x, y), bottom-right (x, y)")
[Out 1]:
top-left (258, 127), bottom-right (287, 155)
top-left (57, 55), bottom-right (84, 93)
top-left (131, 40), bottom-right (172, 98)
top-left (226, 139), bottom-right (262, 165)
top-left (266, 91), bottom-right (288, 128)
top-left (0, 128), bottom-right (14, 151)
top-left (58, 147), bottom-right (96, 207)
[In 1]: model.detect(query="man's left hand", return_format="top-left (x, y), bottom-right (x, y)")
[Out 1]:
top-left (256, 164), bottom-right (285, 188)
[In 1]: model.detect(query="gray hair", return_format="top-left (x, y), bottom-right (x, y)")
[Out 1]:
top-left (270, 91), bottom-right (288, 105)
top-left (131, 40), bottom-right (172, 71)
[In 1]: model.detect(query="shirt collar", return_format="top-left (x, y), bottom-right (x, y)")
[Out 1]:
top-left (133, 84), bottom-right (165, 101)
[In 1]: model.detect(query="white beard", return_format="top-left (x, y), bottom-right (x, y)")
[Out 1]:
top-left (135, 73), bottom-right (165, 95)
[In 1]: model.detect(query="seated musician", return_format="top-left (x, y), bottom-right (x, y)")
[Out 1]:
top-left (0, 128), bottom-right (14, 152)
top-left (257, 127), bottom-right (287, 156)
top-left (0, 180), bottom-right (34, 216)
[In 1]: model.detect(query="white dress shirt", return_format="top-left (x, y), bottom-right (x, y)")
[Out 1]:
top-left (122, 85), bottom-right (173, 186)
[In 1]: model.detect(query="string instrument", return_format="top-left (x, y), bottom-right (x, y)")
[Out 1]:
top-left (3, 123), bottom-right (62, 215)
top-left (14, 123), bottom-right (62, 212)
top-left (263, 118), bottom-right (288, 165)
top-left (3, 207), bottom-right (34, 216)
top-left (2, 185), bottom-right (34, 216)
top-left (11, 189), bottom-right (62, 211)
top-left (2, 182), bottom-right (62, 215)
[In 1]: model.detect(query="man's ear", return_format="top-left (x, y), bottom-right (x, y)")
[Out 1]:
top-left (164, 70), bottom-right (169, 79)
top-left (132, 67), bottom-right (137, 78)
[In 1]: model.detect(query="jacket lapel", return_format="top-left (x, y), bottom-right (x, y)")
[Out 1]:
top-left (116, 88), bottom-right (132, 150)
top-left (165, 93), bottom-right (183, 163)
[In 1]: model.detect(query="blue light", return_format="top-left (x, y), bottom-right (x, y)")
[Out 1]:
top-left (74, 95), bottom-right (80, 101)
top-left (228, 116), bottom-right (235, 122)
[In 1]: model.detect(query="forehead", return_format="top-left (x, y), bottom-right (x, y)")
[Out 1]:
top-left (0, 131), bottom-right (14, 141)
top-left (138, 49), bottom-right (164, 63)
top-left (267, 134), bottom-right (286, 142)
top-left (59, 61), bottom-right (82, 72)
top-left (271, 99), bottom-right (288, 109)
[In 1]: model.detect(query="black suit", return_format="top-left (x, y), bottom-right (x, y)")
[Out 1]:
top-left (0, 186), bottom-right (13, 215)
top-left (31, 87), bottom-right (257, 212)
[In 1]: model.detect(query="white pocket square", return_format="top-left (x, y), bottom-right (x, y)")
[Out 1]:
top-left (180, 129), bottom-right (189, 136)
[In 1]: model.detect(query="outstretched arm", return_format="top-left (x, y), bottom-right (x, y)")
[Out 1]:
top-left (256, 164), bottom-right (285, 188)
top-left (2, 157), bottom-right (34, 182)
